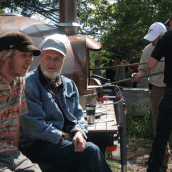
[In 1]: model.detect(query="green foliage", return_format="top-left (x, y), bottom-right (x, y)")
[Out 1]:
top-left (2, 0), bottom-right (172, 69)
top-left (101, 0), bottom-right (161, 59)
top-left (0, 9), bottom-right (5, 14)
top-left (126, 104), bottom-right (172, 147)
top-left (102, 0), bottom-right (172, 59)
top-left (106, 159), bottom-right (121, 171)
top-left (0, 0), bottom-right (59, 22)
top-left (126, 104), bottom-right (154, 139)
top-left (78, 0), bottom-right (114, 40)
top-left (82, 0), bottom-right (172, 69)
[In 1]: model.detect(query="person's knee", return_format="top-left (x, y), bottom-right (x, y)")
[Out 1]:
top-left (85, 142), bottom-right (100, 154)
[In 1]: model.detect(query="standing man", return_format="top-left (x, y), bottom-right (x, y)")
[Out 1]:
top-left (92, 59), bottom-right (102, 76)
top-left (132, 22), bottom-right (169, 171)
top-left (106, 60), bottom-right (115, 82)
top-left (114, 55), bottom-right (125, 81)
top-left (114, 55), bottom-right (125, 86)
top-left (0, 32), bottom-right (42, 171)
top-left (19, 35), bottom-right (112, 172)
top-left (131, 22), bottom-right (166, 134)
top-left (147, 24), bottom-right (172, 172)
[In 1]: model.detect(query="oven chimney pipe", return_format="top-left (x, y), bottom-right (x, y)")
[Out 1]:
top-left (58, 0), bottom-right (80, 36)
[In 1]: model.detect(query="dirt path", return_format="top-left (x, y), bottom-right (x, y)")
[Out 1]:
top-left (109, 137), bottom-right (172, 172)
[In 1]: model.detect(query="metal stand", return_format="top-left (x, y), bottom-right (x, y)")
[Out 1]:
top-left (88, 84), bottom-right (127, 171)
top-left (104, 85), bottom-right (127, 172)
top-left (114, 86), bottom-right (127, 172)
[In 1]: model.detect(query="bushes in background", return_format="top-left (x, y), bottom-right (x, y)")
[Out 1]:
top-left (126, 104), bottom-right (154, 140)
top-left (126, 104), bottom-right (172, 147)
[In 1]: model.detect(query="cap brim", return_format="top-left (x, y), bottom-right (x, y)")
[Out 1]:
top-left (20, 45), bottom-right (41, 56)
top-left (144, 34), bottom-right (157, 42)
top-left (42, 47), bottom-right (66, 57)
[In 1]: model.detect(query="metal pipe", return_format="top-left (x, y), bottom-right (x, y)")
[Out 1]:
top-left (58, 0), bottom-right (79, 35)
top-left (111, 71), bottom-right (164, 85)
top-left (59, 0), bottom-right (77, 23)
top-left (89, 59), bottom-right (165, 71)
top-left (113, 88), bottom-right (127, 172)
top-left (88, 71), bottom-right (164, 86)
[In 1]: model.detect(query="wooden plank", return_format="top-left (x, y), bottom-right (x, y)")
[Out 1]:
top-left (84, 100), bottom-right (118, 132)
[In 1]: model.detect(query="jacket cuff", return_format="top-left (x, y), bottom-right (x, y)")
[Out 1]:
top-left (71, 129), bottom-right (87, 139)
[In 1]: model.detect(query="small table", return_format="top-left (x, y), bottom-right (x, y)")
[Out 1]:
top-left (84, 100), bottom-right (118, 155)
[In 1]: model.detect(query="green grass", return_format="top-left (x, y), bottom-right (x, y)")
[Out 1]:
top-left (126, 104), bottom-right (172, 147)
top-left (126, 104), bottom-right (154, 140)
top-left (106, 158), bottom-right (137, 172)
top-left (106, 159), bottom-right (121, 171)
top-left (106, 104), bottom-right (172, 171)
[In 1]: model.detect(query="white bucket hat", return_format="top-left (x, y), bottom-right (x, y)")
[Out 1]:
top-left (144, 22), bottom-right (167, 41)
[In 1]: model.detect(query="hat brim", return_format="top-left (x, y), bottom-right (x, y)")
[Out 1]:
top-left (144, 34), bottom-right (158, 42)
top-left (42, 47), bottom-right (66, 57)
top-left (19, 45), bottom-right (41, 56)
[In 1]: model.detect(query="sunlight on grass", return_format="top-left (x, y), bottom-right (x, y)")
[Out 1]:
top-left (106, 159), bottom-right (121, 171)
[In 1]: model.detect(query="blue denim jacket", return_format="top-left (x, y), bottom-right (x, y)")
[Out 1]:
top-left (20, 67), bottom-right (88, 147)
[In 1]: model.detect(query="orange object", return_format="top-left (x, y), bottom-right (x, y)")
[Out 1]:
top-left (106, 145), bottom-right (117, 152)
top-left (98, 97), bottom-right (106, 103)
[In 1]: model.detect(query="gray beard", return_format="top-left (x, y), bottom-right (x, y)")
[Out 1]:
top-left (41, 67), bottom-right (62, 80)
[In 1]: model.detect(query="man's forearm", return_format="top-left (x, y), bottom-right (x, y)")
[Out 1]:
top-left (137, 69), bottom-right (147, 77)
top-left (148, 57), bottom-right (158, 68)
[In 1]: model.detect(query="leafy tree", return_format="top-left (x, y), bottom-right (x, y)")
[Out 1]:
top-left (100, 0), bottom-right (172, 62)
top-left (78, 0), bottom-right (114, 40)
top-left (1, 0), bottom-right (172, 67)
top-left (0, 0), bottom-right (59, 22)
top-left (0, 0), bottom-right (113, 39)
top-left (0, 9), bottom-right (5, 14)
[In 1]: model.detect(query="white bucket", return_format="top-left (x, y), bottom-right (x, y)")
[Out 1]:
top-left (112, 142), bottom-right (121, 160)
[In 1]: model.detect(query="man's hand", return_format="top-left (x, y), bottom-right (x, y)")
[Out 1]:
top-left (122, 60), bottom-right (129, 65)
top-left (64, 133), bottom-right (72, 141)
top-left (131, 73), bottom-right (141, 83)
top-left (131, 70), bottom-right (146, 83)
top-left (72, 131), bottom-right (86, 152)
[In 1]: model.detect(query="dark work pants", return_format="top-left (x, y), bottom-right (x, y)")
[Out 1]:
top-left (20, 140), bottom-right (112, 172)
top-left (147, 86), bottom-right (172, 172)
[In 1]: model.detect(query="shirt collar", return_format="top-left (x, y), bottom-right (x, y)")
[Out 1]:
top-left (0, 73), bottom-right (18, 87)
top-left (44, 75), bottom-right (62, 87)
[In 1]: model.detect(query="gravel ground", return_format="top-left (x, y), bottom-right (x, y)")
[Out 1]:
top-left (107, 137), bottom-right (172, 172)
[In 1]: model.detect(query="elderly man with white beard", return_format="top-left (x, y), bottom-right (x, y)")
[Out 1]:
top-left (19, 35), bottom-right (112, 172)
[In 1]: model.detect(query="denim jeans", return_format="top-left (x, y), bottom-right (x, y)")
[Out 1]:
top-left (20, 140), bottom-right (112, 172)
top-left (147, 86), bottom-right (172, 172)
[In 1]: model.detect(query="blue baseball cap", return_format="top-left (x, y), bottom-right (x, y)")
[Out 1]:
top-left (41, 35), bottom-right (67, 57)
